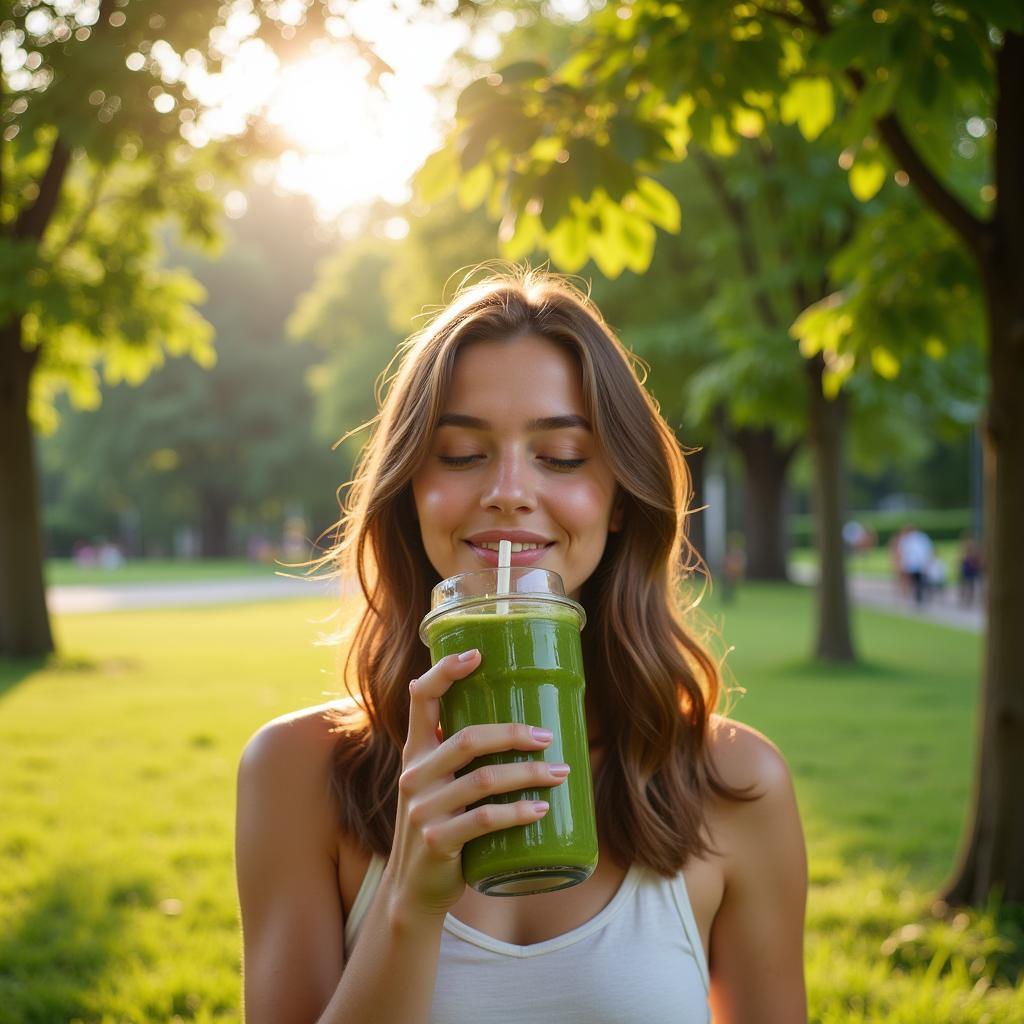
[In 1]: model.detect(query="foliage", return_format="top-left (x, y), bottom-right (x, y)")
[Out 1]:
top-left (418, 0), bottom-right (1009, 388)
top-left (38, 184), bottom-right (338, 556)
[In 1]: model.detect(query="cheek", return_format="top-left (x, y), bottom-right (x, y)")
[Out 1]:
top-left (413, 474), bottom-right (462, 532)
top-left (558, 478), bottom-right (617, 532)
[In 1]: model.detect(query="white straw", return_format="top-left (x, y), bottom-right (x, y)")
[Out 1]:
top-left (497, 539), bottom-right (512, 615)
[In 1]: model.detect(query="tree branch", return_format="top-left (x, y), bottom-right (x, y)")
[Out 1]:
top-left (874, 110), bottom-right (989, 258)
top-left (694, 148), bottom-right (782, 331)
top-left (13, 135), bottom-right (72, 242)
top-left (43, 164), bottom-right (109, 265)
top-left (802, 0), bottom-right (990, 258)
top-left (754, 3), bottom-right (816, 32)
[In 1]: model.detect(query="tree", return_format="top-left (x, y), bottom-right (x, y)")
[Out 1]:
top-left (0, 0), bottom-right (354, 655)
top-left (427, 0), bottom-right (1018, 906)
top-left (39, 183), bottom-right (337, 559)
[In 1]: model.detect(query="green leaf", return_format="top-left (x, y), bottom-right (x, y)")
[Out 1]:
top-left (779, 78), bottom-right (835, 142)
top-left (870, 346), bottom-right (901, 379)
top-left (546, 214), bottom-right (590, 272)
top-left (587, 196), bottom-right (628, 279)
top-left (496, 60), bottom-right (549, 84)
top-left (629, 177), bottom-right (681, 233)
top-left (414, 146), bottom-right (459, 204)
top-left (849, 159), bottom-right (886, 201)
top-left (456, 76), bottom-right (500, 120)
top-left (966, 0), bottom-right (1024, 32)
top-left (609, 114), bottom-right (667, 163)
top-left (707, 115), bottom-right (739, 156)
top-left (620, 212), bottom-right (656, 273)
top-left (460, 120), bottom-right (498, 172)
top-left (812, 17), bottom-right (879, 70)
top-left (457, 161), bottom-right (493, 210)
top-left (500, 210), bottom-right (542, 262)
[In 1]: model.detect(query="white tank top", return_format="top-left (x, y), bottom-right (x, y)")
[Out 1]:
top-left (344, 855), bottom-right (710, 1023)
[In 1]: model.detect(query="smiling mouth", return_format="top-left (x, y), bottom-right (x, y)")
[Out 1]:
top-left (474, 541), bottom-right (549, 553)
top-left (464, 540), bottom-right (555, 564)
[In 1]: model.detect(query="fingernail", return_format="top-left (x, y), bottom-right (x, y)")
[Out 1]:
top-left (548, 763), bottom-right (571, 777)
top-left (457, 649), bottom-right (479, 662)
top-left (531, 727), bottom-right (553, 742)
top-left (533, 801), bottom-right (550, 814)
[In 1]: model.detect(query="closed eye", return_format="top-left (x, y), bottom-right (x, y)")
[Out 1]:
top-left (437, 455), bottom-right (586, 471)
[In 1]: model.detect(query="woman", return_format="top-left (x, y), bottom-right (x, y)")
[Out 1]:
top-left (235, 268), bottom-right (807, 1023)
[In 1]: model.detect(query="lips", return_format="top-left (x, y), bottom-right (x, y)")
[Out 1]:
top-left (463, 531), bottom-right (555, 568)
top-left (465, 530), bottom-right (553, 546)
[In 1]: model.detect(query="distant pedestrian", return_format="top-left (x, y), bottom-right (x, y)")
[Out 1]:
top-left (959, 532), bottom-right (983, 607)
top-left (721, 533), bottom-right (745, 605)
top-left (889, 527), bottom-right (910, 599)
top-left (897, 526), bottom-right (934, 606)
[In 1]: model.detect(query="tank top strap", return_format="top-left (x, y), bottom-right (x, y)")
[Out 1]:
top-left (667, 870), bottom-right (710, 994)
top-left (344, 852), bottom-right (386, 952)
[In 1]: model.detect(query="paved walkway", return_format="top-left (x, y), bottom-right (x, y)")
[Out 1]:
top-left (47, 574), bottom-right (343, 614)
top-left (790, 565), bottom-right (984, 633)
top-left (50, 569), bottom-right (984, 632)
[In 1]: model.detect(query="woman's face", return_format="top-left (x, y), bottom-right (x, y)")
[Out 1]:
top-left (412, 334), bottom-right (621, 600)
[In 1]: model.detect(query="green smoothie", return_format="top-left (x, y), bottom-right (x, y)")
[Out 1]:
top-left (424, 604), bottom-right (598, 896)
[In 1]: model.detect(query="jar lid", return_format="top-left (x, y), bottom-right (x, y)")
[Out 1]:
top-left (419, 567), bottom-right (585, 644)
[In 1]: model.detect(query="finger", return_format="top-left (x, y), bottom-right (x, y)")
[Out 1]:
top-left (406, 650), bottom-right (480, 757)
top-left (413, 759), bottom-right (569, 823)
top-left (434, 722), bottom-right (554, 776)
top-left (423, 799), bottom-right (551, 856)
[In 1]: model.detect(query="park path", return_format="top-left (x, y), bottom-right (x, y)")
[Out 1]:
top-left (47, 573), bottom-right (345, 614)
top-left (49, 568), bottom-right (984, 633)
top-left (789, 565), bottom-right (983, 634)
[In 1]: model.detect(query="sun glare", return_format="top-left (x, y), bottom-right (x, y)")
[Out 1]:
top-left (248, 5), bottom-right (471, 227)
top-left (267, 48), bottom-right (441, 221)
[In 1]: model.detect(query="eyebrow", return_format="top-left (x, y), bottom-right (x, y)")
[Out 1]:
top-left (436, 413), bottom-right (592, 432)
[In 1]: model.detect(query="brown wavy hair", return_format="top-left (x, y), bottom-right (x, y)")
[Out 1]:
top-left (322, 265), bottom-right (752, 875)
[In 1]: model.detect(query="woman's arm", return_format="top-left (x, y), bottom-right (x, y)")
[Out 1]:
top-left (236, 650), bottom-right (567, 1024)
top-left (706, 722), bottom-right (808, 1024)
top-left (235, 713), bottom-right (353, 1023)
top-left (235, 711), bottom-right (448, 1024)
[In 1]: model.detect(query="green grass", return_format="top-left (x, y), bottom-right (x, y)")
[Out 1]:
top-left (1, 586), bottom-right (1020, 1023)
top-left (45, 559), bottom-right (280, 587)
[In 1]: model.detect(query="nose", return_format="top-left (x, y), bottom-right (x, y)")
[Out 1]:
top-left (480, 446), bottom-right (537, 515)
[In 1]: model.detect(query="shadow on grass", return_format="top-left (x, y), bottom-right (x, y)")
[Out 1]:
top-left (0, 864), bottom-right (154, 1023)
top-left (0, 653), bottom-right (143, 702)
top-left (885, 899), bottom-right (1024, 991)
top-left (779, 656), bottom-right (923, 682)
top-left (0, 655), bottom-right (50, 700)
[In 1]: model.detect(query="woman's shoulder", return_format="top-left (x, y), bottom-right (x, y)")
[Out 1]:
top-left (237, 698), bottom-right (365, 806)
top-left (705, 714), bottom-right (793, 796)
top-left (703, 715), bottom-right (805, 878)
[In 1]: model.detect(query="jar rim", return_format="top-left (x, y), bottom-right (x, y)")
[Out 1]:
top-left (419, 567), bottom-right (586, 645)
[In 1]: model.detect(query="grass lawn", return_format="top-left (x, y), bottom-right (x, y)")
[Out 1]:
top-left (0, 585), bottom-right (1020, 1023)
top-left (45, 559), bottom-right (280, 587)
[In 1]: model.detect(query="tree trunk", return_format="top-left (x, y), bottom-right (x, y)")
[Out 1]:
top-left (733, 426), bottom-right (796, 580)
top-left (199, 485), bottom-right (233, 559)
top-left (941, 40), bottom-right (1024, 901)
top-left (0, 319), bottom-right (54, 657)
top-left (806, 356), bottom-right (856, 663)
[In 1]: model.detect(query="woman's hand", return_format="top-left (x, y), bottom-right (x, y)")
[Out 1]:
top-left (385, 649), bottom-right (569, 918)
